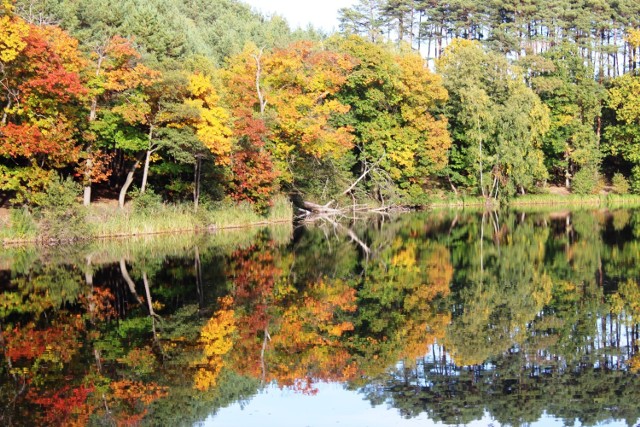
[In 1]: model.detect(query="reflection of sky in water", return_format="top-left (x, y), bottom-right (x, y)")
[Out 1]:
top-left (203, 382), bottom-right (627, 427)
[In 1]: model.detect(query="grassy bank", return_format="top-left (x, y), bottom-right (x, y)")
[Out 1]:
top-left (428, 196), bottom-right (501, 209)
top-left (426, 193), bottom-right (640, 210)
top-left (508, 193), bottom-right (604, 206)
top-left (1, 195), bottom-right (294, 245)
top-left (508, 193), bottom-right (640, 208)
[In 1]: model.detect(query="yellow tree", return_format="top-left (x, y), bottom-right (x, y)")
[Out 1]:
top-left (183, 72), bottom-right (233, 209)
top-left (224, 42), bottom-right (356, 195)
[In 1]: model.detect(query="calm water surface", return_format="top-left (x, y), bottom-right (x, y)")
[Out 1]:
top-left (1, 208), bottom-right (640, 426)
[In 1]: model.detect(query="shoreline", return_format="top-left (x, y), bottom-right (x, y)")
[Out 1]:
top-left (428, 193), bottom-right (640, 209)
top-left (1, 217), bottom-right (294, 247)
top-left (4, 194), bottom-right (640, 246)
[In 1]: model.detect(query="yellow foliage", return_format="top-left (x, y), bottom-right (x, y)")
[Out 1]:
top-left (186, 73), bottom-right (233, 163)
top-left (194, 366), bottom-right (222, 391)
top-left (391, 242), bottom-right (417, 269)
top-left (626, 28), bottom-right (640, 50)
top-left (0, 11), bottom-right (28, 63)
top-left (200, 304), bottom-right (236, 357)
top-left (628, 353), bottom-right (640, 373)
top-left (436, 38), bottom-right (483, 69)
top-left (193, 296), bottom-right (236, 391)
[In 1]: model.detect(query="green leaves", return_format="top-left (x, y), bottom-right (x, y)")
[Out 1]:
top-left (605, 73), bottom-right (640, 192)
top-left (439, 39), bottom-right (550, 196)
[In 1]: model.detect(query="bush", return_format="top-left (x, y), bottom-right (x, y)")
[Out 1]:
top-left (612, 173), bottom-right (630, 195)
top-left (130, 188), bottom-right (163, 216)
top-left (7, 208), bottom-right (37, 238)
top-left (631, 166), bottom-right (640, 195)
top-left (38, 177), bottom-right (89, 241)
top-left (571, 167), bottom-right (599, 195)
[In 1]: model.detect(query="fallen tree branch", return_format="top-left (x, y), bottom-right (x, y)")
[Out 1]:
top-left (341, 154), bottom-right (386, 196)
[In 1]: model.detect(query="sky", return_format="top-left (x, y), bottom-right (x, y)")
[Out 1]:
top-left (203, 382), bottom-right (607, 427)
top-left (241, 0), bottom-right (357, 32)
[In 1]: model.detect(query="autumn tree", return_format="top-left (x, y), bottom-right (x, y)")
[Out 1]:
top-left (1, 5), bottom-right (87, 204)
top-left (330, 35), bottom-right (451, 204)
top-left (221, 47), bottom-right (279, 211)
top-left (182, 71), bottom-right (232, 209)
top-left (81, 35), bottom-right (158, 205)
top-left (224, 41), bottom-right (356, 202)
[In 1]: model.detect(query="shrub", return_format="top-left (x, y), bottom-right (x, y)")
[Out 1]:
top-left (612, 173), bottom-right (630, 195)
top-left (7, 208), bottom-right (37, 238)
top-left (130, 189), bottom-right (163, 216)
top-left (571, 167), bottom-right (599, 195)
top-left (38, 177), bottom-right (89, 241)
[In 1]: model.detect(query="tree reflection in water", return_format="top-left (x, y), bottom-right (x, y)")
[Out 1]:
top-left (1, 210), bottom-right (640, 426)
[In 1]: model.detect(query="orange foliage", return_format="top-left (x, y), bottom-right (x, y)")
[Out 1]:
top-left (266, 278), bottom-right (359, 392)
top-left (4, 318), bottom-right (83, 363)
top-left (28, 384), bottom-right (95, 427)
top-left (100, 36), bottom-right (159, 92)
top-left (224, 42), bottom-right (356, 185)
top-left (20, 25), bottom-right (87, 103)
top-left (75, 149), bottom-right (115, 186)
top-left (0, 19), bottom-right (86, 165)
top-left (110, 380), bottom-right (168, 406)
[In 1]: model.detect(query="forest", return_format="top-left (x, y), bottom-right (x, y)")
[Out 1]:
top-left (2, 0), bottom-right (640, 237)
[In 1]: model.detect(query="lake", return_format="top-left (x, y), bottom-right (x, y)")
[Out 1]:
top-left (1, 208), bottom-right (640, 426)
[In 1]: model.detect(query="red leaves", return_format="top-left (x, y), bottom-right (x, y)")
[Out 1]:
top-left (0, 123), bottom-right (45, 157)
top-left (0, 122), bottom-right (79, 162)
top-left (28, 384), bottom-right (95, 426)
top-left (20, 25), bottom-right (87, 103)
top-left (229, 146), bottom-right (278, 213)
top-left (1, 21), bottom-right (86, 170)
top-left (4, 318), bottom-right (83, 362)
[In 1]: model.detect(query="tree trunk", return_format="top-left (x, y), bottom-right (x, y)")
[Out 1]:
top-left (2, 97), bottom-right (12, 126)
top-left (142, 271), bottom-right (156, 317)
top-left (448, 176), bottom-right (458, 196)
top-left (119, 158), bottom-right (142, 209)
top-left (119, 258), bottom-right (142, 303)
top-left (477, 118), bottom-right (485, 198)
top-left (83, 49), bottom-right (105, 206)
top-left (140, 125), bottom-right (155, 194)
top-left (83, 185), bottom-right (92, 206)
top-left (194, 156), bottom-right (201, 212)
top-left (141, 149), bottom-right (151, 194)
top-left (195, 246), bottom-right (204, 309)
top-left (253, 50), bottom-right (267, 116)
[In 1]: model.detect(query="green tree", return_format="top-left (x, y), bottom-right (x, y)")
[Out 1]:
top-left (605, 72), bottom-right (640, 192)
top-left (438, 39), bottom-right (549, 197)
top-left (528, 43), bottom-right (605, 192)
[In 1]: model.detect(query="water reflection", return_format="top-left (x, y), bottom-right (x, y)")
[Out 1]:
top-left (1, 210), bottom-right (640, 426)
